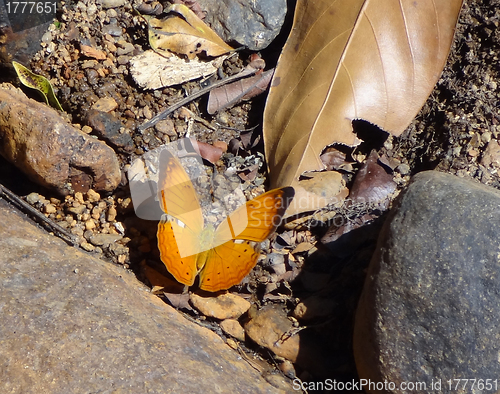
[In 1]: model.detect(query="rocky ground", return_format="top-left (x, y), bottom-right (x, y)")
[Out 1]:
top-left (1, 0), bottom-right (500, 391)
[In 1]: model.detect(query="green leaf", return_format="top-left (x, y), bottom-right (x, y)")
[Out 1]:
top-left (12, 61), bottom-right (63, 111)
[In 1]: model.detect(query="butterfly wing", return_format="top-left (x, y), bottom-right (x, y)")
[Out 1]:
top-left (199, 187), bottom-right (295, 291)
top-left (157, 149), bottom-right (203, 231)
top-left (157, 217), bottom-right (200, 286)
top-left (157, 149), bottom-right (204, 285)
top-left (216, 187), bottom-right (295, 243)
top-left (198, 239), bottom-right (260, 292)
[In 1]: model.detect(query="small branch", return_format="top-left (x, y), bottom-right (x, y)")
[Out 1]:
top-left (137, 67), bottom-right (258, 132)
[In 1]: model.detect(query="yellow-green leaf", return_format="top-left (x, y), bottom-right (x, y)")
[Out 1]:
top-left (141, 4), bottom-right (233, 60)
top-left (12, 61), bottom-right (63, 111)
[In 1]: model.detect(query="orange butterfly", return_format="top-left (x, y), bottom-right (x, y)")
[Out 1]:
top-left (156, 150), bottom-right (294, 292)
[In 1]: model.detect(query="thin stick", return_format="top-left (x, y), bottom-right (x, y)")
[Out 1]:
top-left (138, 68), bottom-right (258, 132)
top-left (0, 183), bottom-right (78, 246)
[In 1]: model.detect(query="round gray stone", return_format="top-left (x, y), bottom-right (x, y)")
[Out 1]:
top-left (354, 171), bottom-right (500, 392)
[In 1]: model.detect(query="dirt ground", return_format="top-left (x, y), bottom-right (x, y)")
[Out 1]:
top-left (0, 0), bottom-right (498, 387)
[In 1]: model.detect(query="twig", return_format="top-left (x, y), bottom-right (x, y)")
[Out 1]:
top-left (138, 67), bottom-right (258, 132)
top-left (0, 183), bottom-right (78, 246)
top-left (216, 124), bottom-right (259, 133)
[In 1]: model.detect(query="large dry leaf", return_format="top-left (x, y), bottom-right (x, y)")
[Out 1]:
top-left (263, 0), bottom-right (463, 188)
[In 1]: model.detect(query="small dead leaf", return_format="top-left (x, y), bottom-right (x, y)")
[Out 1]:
top-left (292, 242), bottom-right (314, 254)
top-left (195, 140), bottom-right (224, 163)
top-left (213, 140), bottom-right (228, 152)
top-left (320, 148), bottom-right (348, 171)
top-left (207, 69), bottom-right (274, 114)
top-left (135, 1), bottom-right (163, 15)
top-left (237, 163), bottom-right (259, 182)
top-left (285, 171), bottom-right (348, 217)
top-left (240, 130), bottom-right (260, 150)
top-left (143, 4), bottom-right (233, 60)
top-left (320, 150), bottom-right (397, 247)
top-left (228, 138), bottom-right (242, 155)
top-left (348, 150), bottom-right (397, 208)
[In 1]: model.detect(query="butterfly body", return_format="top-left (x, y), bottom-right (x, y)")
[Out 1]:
top-left (157, 150), bottom-right (294, 292)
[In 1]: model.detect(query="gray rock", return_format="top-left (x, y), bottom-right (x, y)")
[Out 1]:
top-left (197, 0), bottom-right (287, 51)
top-left (0, 200), bottom-right (279, 393)
top-left (354, 171), bottom-right (500, 391)
top-left (85, 109), bottom-right (134, 151)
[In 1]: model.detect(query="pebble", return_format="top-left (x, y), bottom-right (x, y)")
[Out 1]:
top-left (480, 139), bottom-right (500, 169)
top-left (89, 233), bottom-right (123, 246)
top-left (26, 192), bottom-right (41, 205)
top-left (102, 22), bottom-right (122, 37)
top-left (190, 293), bottom-right (251, 320)
top-left (44, 204), bottom-right (57, 214)
top-left (396, 162), bottom-right (410, 175)
top-left (101, 0), bottom-right (125, 9)
top-left (75, 192), bottom-right (84, 204)
top-left (116, 42), bottom-right (135, 56)
top-left (84, 109), bottom-right (134, 150)
top-left (85, 220), bottom-right (96, 230)
top-left (219, 319), bottom-right (245, 342)
top-left (108, 242), bottom-right (128, 256)
top-left (80, 240), bottom-right (96, 252)
top-left (86, 189), bottom-right (101, 203)
top-left (244, 304), bottom-right (337, 379)
top-left (107, 206), bottom-right (117, 221)
top-left (68, 205), bottom-right (86, 215)
top-left (92, 97), bottom-right (118, 112)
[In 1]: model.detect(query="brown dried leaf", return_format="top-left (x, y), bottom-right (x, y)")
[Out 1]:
top-left (264, 0), bottom-right (464, 188)
top-left (145, 4), bottom-right (233, 60)
top-left (348, 150), bottom-right (397, 208)
top-left (195, 140), bottom-right (224, 163)
top-left (286, 171), bottom-right (348, 217)
top-left (207, 69), bottom-right (274, 114)
top-left (237, 163), bottom-right (259, 182)
top-left (320, 149), bottom-right (348, 171)
top-left (320, 150), bottom-right (397, 246)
